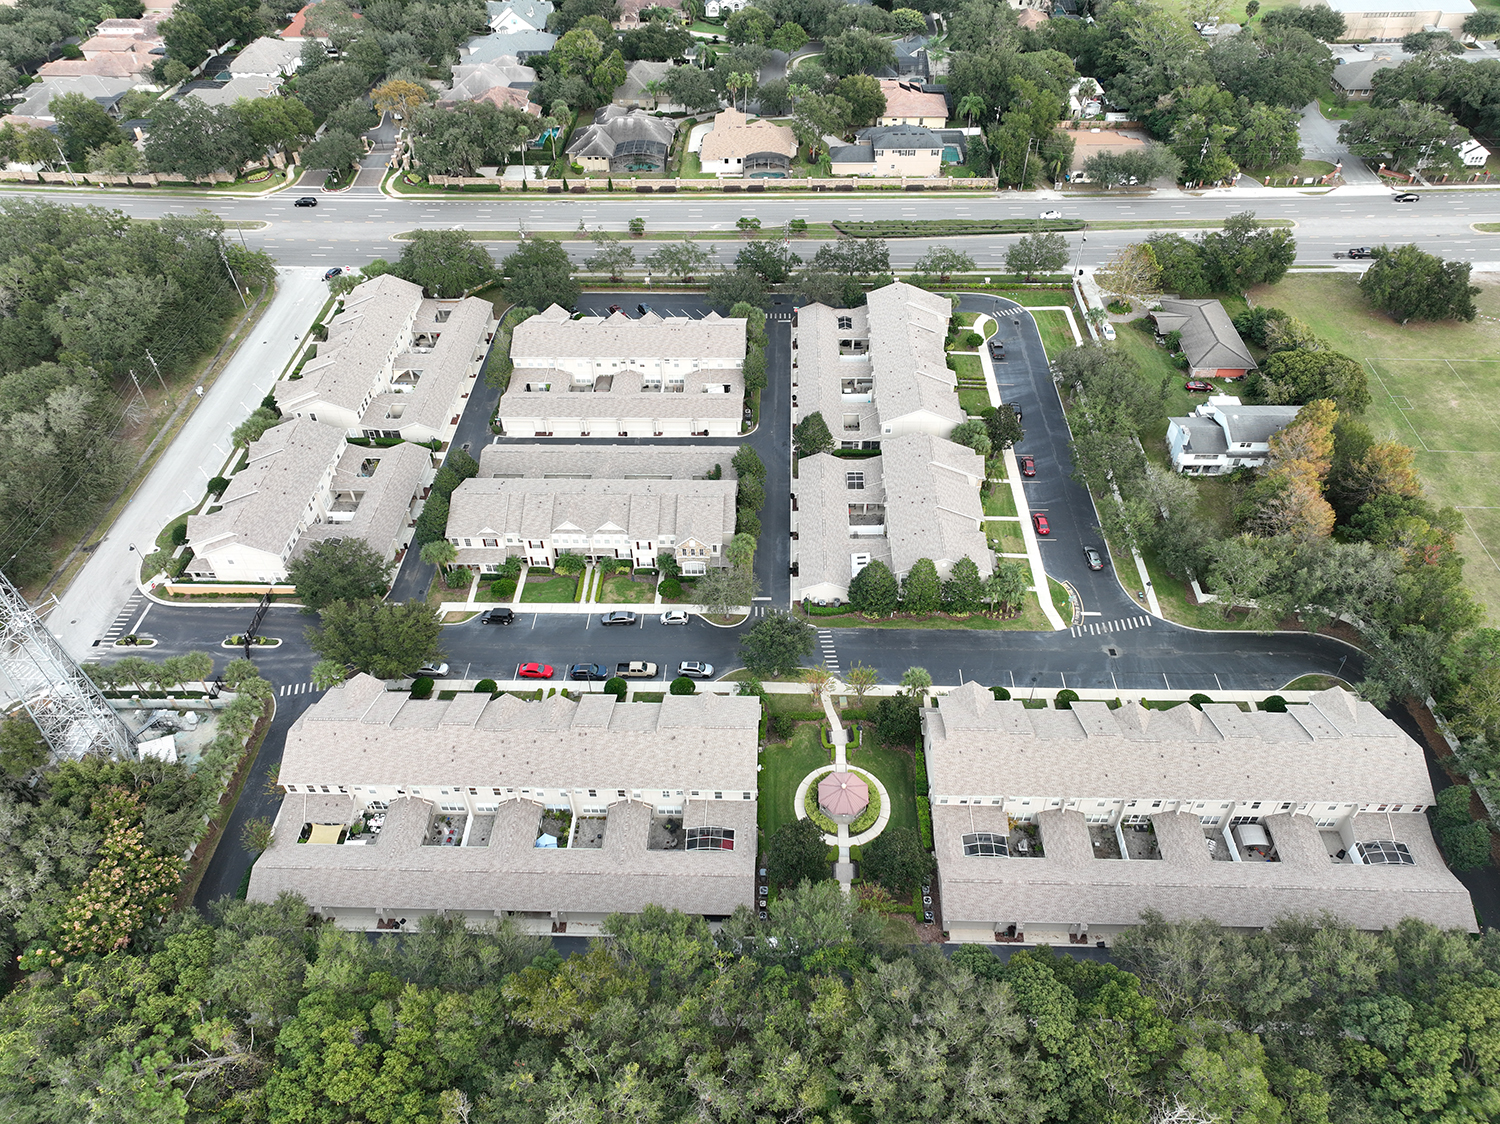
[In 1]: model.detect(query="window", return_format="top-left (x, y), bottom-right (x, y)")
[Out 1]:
top-left (846, 471), bottom-right (864, 490)
top-left (837, 316), bottom-right (853, 329)
top-left (713, 791), bottom-right (722, 800)
top-left (685, 826), bottom-right (735, 850)
top-left (1356, 840), bottom-right (1414, 866)
top-left (962, 832), bottom-right (1008, 857)
top-left (588, 789), bottom-right (597, 798)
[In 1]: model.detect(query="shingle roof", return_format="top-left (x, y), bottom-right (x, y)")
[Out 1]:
top-left (790, 304), bottom-right (877, 438)
top-left (187, 418), bottom-right (343, 558)
top-left (1332, 57), bottom-right (1400, 92)
top-left (487, 0), bottom-right (553, 30)
top-left (700, 107), bottom-right (796, 162)
top-left (615, 59), bottom-right (674, 103)
top-left (464, 28), bottom-right (557, 59)
top-left (278, 274), bottom-right (425, 415)
top-left (1170, 416), bottom-right (1228, 456)
top-left (1214, 402), bottom-right (1301, 445)
top-left (443, 58), bottom-right (537, 101)
top-left (477, 443), bottom-right (736, 479)
top-left (512, 304), bottom-right (745, 363)
top-left (933, 804), bottom-right (1476, 933)
top-left (829, 142), bottom-right (873, 165)
top-left (880, 433), bottom-right (989, 575)
top-left (794, 453), bottom-right (893, 591)
top-left (185, 74), bottom-right (282, 106)
top-left (448, 476), bottom-right (738, 547)
top-left (878, 78), bottom-right (947, 119)
top-left (865, 282), bottom-right (965, 426)
top-left (1152, 299), bottom-right (1255, 371)
top-left (858, 123), bottom-right (944, 151)
top-left (230, 36), bottom-right (304, 75)
top-left (358, 295), bottom-right (493, 436)
top-left (297, 440), bottom-right (431, 559)
top-left (10, 76), bottom-right (133, 121)
top-left (926, 682), bottom-right (1434, 803)
top-left (566, 106), bottom-right (676, 159)
top-left (250, 793), bottom-right (756, 918)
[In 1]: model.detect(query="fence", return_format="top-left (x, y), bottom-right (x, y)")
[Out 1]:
top-left (423, 174), bottom-right (1000, 193)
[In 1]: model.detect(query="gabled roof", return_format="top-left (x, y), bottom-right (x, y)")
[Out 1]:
top-left (511, 303), bottom-right (744, 361)
top-left (615, 59), bottom-right (674, 102)
top-left (857, 123), bottom-right (943, 151)
top-left (464, 28), bottom-right (557, 59)
top-left (878, 78), bottom-right (947, 119)
top-left (1152, 299), bottom-right (1254, 371)
top-left (880, 433), bottom-right (989, 576)
top-left (297, 440), bottom-right (431, 559)
top-left (487, 0), bottom-right (553, 30)
top-left (478, 443), bottom-right (734, 479)
top-left (445, 57), bottom-right (536, 100)
top-left (9, 75), bottom-right (133, 121)
top-left (700, 107), bottom-right (796, 161)
top-left (866, 282), bottom-right (965, 427)
top-left (229, 35), bottom-right (304, 76)
top-left (566, 106), bottom-right (677, 158)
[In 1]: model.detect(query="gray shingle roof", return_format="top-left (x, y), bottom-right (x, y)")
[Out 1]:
top-left (866, 282), bottom-right (965, 427)
top-left (512, 304), bottom-right (745, 362)
top-left (443, 59), bottom-right (537, 102)
top-left (790, 454), bottom-right (892, 592)
top-left (448, 476), bottom-right (737, 547)
top-left (478, 443), bottom-right (735, 479)
top-left (1152, 299), bottom-right (1255, 371)
top-left (358, 295), bottom-right (493, 436)
top-left (1215, 403), bottom-right (1302, 445)
top-left (464, 28), bottom-right (557, 60)
top-left (829, 142), bottom-right (873, 164)
top-left (880, 432), bottom-right (989, 576)
top-left (857, 123), bottom-right (944, 151)
top-left (1171, 416), bottom-right (1228, 455)
top-left (566, 106), bottom-right (677, 160)
top-left (297, 440), bottom-right (431, 559)
top-left (229, 36), bottom-right (303, 76)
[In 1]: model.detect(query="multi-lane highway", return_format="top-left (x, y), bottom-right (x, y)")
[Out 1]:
top-left (8, 180), bottom-right (1500, 270)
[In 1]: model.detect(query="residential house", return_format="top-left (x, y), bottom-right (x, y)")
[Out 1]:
top-left (830, 123), bottom-right (944, 176)
top-left (872, 35), bottom-right (932, 80)
top-left (1167, 397), bottom-right (1302, 475)
top-left (698, 107), bottom-right (797, 177)
top-left (228, 36), bottom-right (305, 76)
top-left (1330, 56), bottom-right (1401, 97)
top-left (185, 75), bottom-right (284, 107)
top-left (38, 17), bottom-right (163, 78)
top-left (876, 79), bottom-right (948, 127)
top-left (1068, 78), bottom-right (1102, 118)
top-left (463, 28), bottom-right (558, 62)
top-left (1458, 137), bottom-right (1490, 166)
top-left (498, 305), bottom-right (747, 438)
top-left (184, 420), bottom-right (431, 583)
top-left (791, 283), bottom-right (986, 602)
top-left (1065, 127), bottom-right (1150, 181)
top-left (7, 76), bottom-right (133, 127)
top-left (248, 677), bottom-right (762, 935)
top-left (440, 58), bottom-right (539, 116)
top-left (486, 0), bottom-right (553, 32)
top-left (1150, 299), bottom-right (1255, 379)
top-left (614, 59), bottom-right (676, 110)
top-left (1016, 8), bottom-right (1049, 28)
top-left (705, 0), bottom-right (749, 15)
top-left (566, 106), bottom-right (678, 172)
top-left (274, 274), bottom-right (498, 448)
top-left (924, 683), bottom-right (1476, 944)
top-left (618, 0), bottom-right (684, 22)
top-left (1304, 0), bottom-right (1474, 40)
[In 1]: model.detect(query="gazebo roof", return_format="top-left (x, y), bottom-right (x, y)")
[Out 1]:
top-left (818, 771), bottom-right (869, 817)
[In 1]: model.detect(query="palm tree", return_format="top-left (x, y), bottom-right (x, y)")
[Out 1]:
top-left (644, 79), bottom-right (664, 110)
top-left (421, 539), bottom-right (458, 574)
top-left (727, 71), bottom-right (753, 113)
top-left (957, 94), bottom-right (986, 129)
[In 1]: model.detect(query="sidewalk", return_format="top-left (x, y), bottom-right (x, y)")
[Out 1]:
top-left (48, 269), bottom-right (330, 658)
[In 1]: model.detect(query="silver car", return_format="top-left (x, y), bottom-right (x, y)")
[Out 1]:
top-left (659, 610), bottom-right (689, 625)
top-left (677, 661), bottom-right (715, 679)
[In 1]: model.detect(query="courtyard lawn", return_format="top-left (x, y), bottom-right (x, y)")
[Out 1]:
top-left (1249, 272), bottom-right (1500, 622)
top-left (947, 353), bottom-right (982, 380)
top-left (983, 488), bottom-right (1018, 518)
top-left (845, 738), bottom-right (917, 835)
top-left (987, 521), bottom-right (1026, 554)
top-left (519, 575), bottom-right (578, 603)
top-left (599, 574), bottom-right (655, 603)
top-left (958, 385), bottom-right (992, 414)
top-left (1033, 309), bottom-right (1077, 358)
top-left (759, 723), bottom-right (832, 843)
top-left (811, 591), bottom-right (1054, 631)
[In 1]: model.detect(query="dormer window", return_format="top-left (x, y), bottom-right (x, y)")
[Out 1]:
top-left (838, 316), bottom-right (853, 329)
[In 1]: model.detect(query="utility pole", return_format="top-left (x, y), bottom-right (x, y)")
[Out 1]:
top-left (217, 240), bottom-right (249, 310)
top-left (143, 349), bottom-right (167, 392)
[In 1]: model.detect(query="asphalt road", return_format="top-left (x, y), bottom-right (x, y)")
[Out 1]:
top-left (6, 183), bottom-right (1500, 271)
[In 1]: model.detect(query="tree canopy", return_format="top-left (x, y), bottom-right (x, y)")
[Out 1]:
top-left (306, 599), bottom-right (445, 678)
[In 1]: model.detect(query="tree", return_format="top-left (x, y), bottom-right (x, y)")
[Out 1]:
top-left (501, 238), bottom-right (579, 310)
top-left (803, 665), bottom-right (833, 703)
top-left (372, 78), bottom-right (430, 118)
top-left (948, 419), bottom-right (992, 457)
top-left (287, 538), bottom-right (393, 610)
top-left (848, 558), bottom-right (899, 614)
top-left (87, 143), bottom-right (145, 174)
top-left (1401, 29), bottom-right (1463, 54)
top-left (1082, 142), bottom-right (1183, 187)
top-left (394, 230), bottom-right (497, 298)
top-left (1339, 100), bottom-right (1469, 175)
top-left (834, 74), bottom-right (886, 129)
top-left (143, 98), bottom-right (259, 180)
top-left (1263, 5), bottom-right (1346, 39)
top-left (914, 246), bottom-right (977, 282)
top-left (1359, 244), bottom-right (1480, 323)
top-left (644, 239), bottom-right (713, 281)
top-left (942, 556), bottom-right (985, 613)
top-left (235, 96), bottom-right (315, 156)
top-left (1005, 231), bottom-right (1069, 281)
top-left (670, 675), bottom-right (697, 695)
top-left (0, 714), bottom-right (47, 777)
top-left (900, 559), bottom-right (941, 614)
top-left (1254, 349), bottom-right (1370, 412)
top-left (1463, 10), bottom-right (1500, 38)
top-left (794, 411), bottom-right (835, 457)
top-left (585, 231), bottom-right (636, 281)
top-left (232, 407), bottom-right (280, 447)
top-left (980, 405), bottom-right (1024, 452)
top-left (310, 659), bottom-right (347, 690)
top-left (900, 666), bottom-right (933, 695)
top-left (1198, 211), bottom-right (1296, 291)
top-left (859, 826), bottom-right (934, 892)
top-left (873, 692), bottom-right (921, 746)
top-left (766, 816), bottom-right (831, 886)
top-left (984, 559), bottom-right (1031, 613)
top-left (301, 129), bottom-right (362, 173)
top-left (241, 816), bottom-right (275, 853)
top-left (1442, 820), bottom-right (1493, 869)
top-left (1208, 26), bottom-right (1334, 109)
top-left (824, 27), bottom-right (897, 77)
top-left (736, 241), bottom-right (802, 284)
top-left (1094, 242), bottom-right (1160, 302)
top-left (845, 662), bottom-right (878, 699)
top-left (663, 63), bottom-right (720, 112)
top-left (1206, 535), bottom-right (1276, 617)
top-left (770, 21), bottom-right (809, 53)
top-left (51, 93), bottom-right (124, 165)
top-left (696, 564), bottom-right (758, 615)
top-left (1229, 100), bottom-right (1304, 170)
top-left (739, 613), bottom-right (815, 676)
top-left (419, 538), bottom-right (458, 575)
top-left (306, 599), bottom-right (445, 679)
top-left (726, 6), bottom-right (774, 44)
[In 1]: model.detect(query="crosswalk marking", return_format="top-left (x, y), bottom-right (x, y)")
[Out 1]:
top-left (817, 629), bottom-right (841, 673)
top-left (99, 592), bottom-right (144, 647)
top-left (1070, 614), bottom-right (1154, 638)
top-left (277, 681), bottom-right (324, 697)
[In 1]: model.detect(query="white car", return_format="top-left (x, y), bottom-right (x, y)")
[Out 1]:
top-left (659, 610), bottom-right (689, 625)
top-left (1039, 209), bottom-right (1062, 220)
top-left (416, 663), bottom-right (449, 677)
top-left (1101, 322), bottom-right (1116, 341)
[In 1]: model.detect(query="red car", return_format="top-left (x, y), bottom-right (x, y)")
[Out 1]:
top-left (1019, 455), bottom-right (1036, 477)
top-left (1185, 380), bottom-right (1214, 393)
top-left (518, 662), bottom-right (554, 679)
top-left (1032, 513), bottom-right (1050, 536)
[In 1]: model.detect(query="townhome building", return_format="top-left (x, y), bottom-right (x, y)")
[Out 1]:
top-left (498, 305), bottom-right (747, 438)
top-left (1167, 397), bottom-right (1301, 475)
top-left (448, 444), bottom-right (737, 572)
top-left (184, 419), bottom-right (432, 583)
top-left (274, 274), bottom-right (498, 448)
top-left (249, 675), bottom-right (761, 934)
top-left (790, 283), bottom-right (988, 602)
top-left (924, 683), bottom-right (1476, 944)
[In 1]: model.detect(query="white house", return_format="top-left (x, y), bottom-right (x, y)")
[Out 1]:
top-left (1166, 397), bottom-right (1302, 475)
top-left (925, 683), bottom-right (1477, 945)
top-left (1302, 0), bottom-right (1474, 40)
top-left (486, 0), bottom-right (553, 33)
top-left (1458, 137), bottom-right (1490, 167)
top-left (249, 677), bottom-right (761, 935)
top-left (704, 0), bottom-right (748, 15)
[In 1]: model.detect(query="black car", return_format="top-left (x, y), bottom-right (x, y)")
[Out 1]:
top-left (636, 303), bottom-right (653, 316)
top-left (323, 267), bottom-right (342, 281)
top-left (567, 663), bottom-right (609, 681)
top-left (293, 196), bottom-right (318, 207)
top-left (1083, 547), bottom-right (1104, 571)
top-left (1392, 192), bottom-right (1420, 203)
top-left (1347, 247), bottom-right (1374, 259)
top-left (1009, 401), bottom-right (1023, 422)
top-left (481, 607), bottom-right (514, 625)
top-left (988, 338), bottom-right (1006, 360)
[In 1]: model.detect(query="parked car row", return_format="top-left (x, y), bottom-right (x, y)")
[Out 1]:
top-left (516, 661), bottom-right (715, 681)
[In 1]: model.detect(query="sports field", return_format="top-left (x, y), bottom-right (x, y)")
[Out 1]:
top-left (1250, 273), bottom-right (1500, 622)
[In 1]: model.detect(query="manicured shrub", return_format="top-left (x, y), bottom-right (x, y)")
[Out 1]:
top-left (604, 676), bottom-right (627, 700)
top-left (990, 685), bottom-right (1011, 700)
top-left (490, 578), bottom-right (517, 598)
top-left (1262, 694), bottom-right (1288, 712)
top-left (1433, 785), bottom-right (1474, 836)
top-left (1054, 688), bottom-right (1080, 709)
top-left (474, 679), bottom-right (497, 694)
top-left (670, 676), bottom-right (696, 695)
top-left (170, 523), bottom-right (189, 546)
top-left (659, 577), bottom-right (683, 598)
top-left (411, 676), bottom-right (434, 699)
top-left (1188, 693), bottom-right (1213, 709)
top-left (1442, 820), bottom-right (1493, 871)
top-left (206, 476), bottom-right (229, 498)
top-left (962, 331), bottom-right (983, 348)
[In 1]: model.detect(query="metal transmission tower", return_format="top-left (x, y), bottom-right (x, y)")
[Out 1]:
top-left (0, 570), bottom-right (135, 760)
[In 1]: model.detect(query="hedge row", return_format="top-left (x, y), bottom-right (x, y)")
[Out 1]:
top-left (834, 218), bottom-right (1086, 238)
top-left (914, 746), bottom-right (933, 850)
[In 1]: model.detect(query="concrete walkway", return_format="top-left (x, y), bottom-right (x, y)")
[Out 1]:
top-left (49, 269), bottom-right (329, 659)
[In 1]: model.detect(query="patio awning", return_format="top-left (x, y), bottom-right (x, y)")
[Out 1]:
top-left (307, 823), bottom-right (344, 845)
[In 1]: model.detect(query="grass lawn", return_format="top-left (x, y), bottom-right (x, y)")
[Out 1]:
top-left (599, 574), bottom-right (655, 603)
top-left (958, 385), bottom-right (992, 414)
top-left (988, 521), bottom-right (1026, 554)
top-left (965, 288), bottom-right (1076, 308)
top-left (947, 353), bottom-right (982, 380)
top-left (1249, 272), bottom-right (1500, 622)
top-left (759, 724), bottom-right (833, 842)
top-left (475, 582), bottom-right (515, 603)
top-left (1242, 159), bottom-right (1337, 185)
top-left (845, 740), bottom-right (917, 835)
top-left (984, 488), bottom-right (1018, 517)
top-left (519, 575), bottom-right (578, 603)
top-left (813, 591), bottom-right (1054, 631)
top-left (1033, 310), bottom-right (1077, 358)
